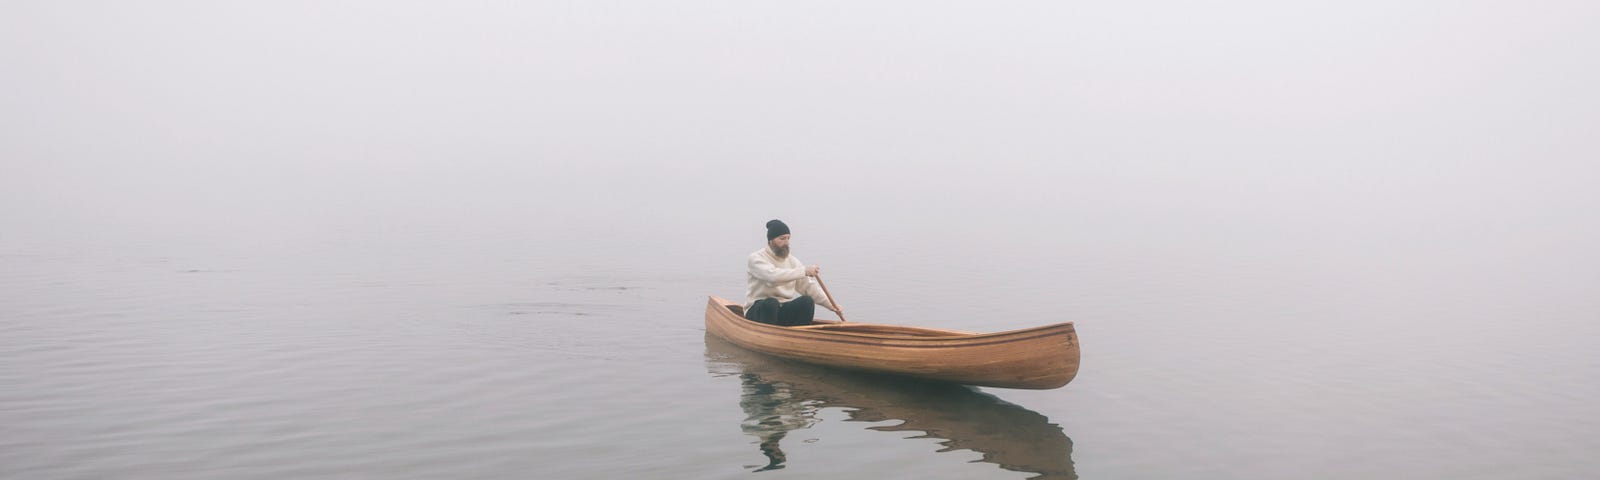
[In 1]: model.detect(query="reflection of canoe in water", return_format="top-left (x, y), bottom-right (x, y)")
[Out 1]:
top-left (705, 296), bottom-right (1081, 389)
top-left (706, 334), bottom-right (1077, 479)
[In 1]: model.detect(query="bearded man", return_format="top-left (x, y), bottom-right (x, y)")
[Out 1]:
top-left (745, 219), bottom-right (842, 326)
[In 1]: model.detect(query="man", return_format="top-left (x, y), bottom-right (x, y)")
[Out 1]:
top-left (746, 219), bottom-right (842, 326)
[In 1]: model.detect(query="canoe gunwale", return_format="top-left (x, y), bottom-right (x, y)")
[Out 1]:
top-left (707, 296), bottom-right (1072, 342)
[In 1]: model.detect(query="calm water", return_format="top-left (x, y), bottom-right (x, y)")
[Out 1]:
top-left (5, 2), bottom-right (1600, 479)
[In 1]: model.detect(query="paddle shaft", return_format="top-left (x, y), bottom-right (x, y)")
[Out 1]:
top-left (814, 273), bottom-right (845, 322)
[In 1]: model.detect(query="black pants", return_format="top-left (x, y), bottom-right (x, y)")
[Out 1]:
top-left (746, 296), bottom-right (815, 327)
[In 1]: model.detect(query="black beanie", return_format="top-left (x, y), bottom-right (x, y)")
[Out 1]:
top-left (766, 219), bottom-right (790, 241)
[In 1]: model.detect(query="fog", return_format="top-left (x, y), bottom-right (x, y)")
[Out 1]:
top-left (6, 2), bottom-right (1597, 241)
top-left (5, 3), bottom-right (1600, 478)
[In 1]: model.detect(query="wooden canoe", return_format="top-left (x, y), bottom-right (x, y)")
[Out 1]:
top-left (704, 296), bottom-right (1080, 389)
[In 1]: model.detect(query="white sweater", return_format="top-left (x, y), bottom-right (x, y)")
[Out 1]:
top-left (746, 247), bottom-right (837, 312)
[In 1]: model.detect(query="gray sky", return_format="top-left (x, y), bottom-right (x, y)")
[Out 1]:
top-left (4, 1), bottom-right (1597, 247)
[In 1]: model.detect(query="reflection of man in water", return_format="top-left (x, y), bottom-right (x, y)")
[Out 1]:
top-left (739, 374), bottom-right (819, 472)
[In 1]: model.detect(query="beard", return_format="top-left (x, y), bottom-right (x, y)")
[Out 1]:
top-left (770, 244), bottom-right (789, 259)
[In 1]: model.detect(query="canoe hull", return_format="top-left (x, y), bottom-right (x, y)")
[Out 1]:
top-left (704, 296), bottom-right (1080, 389)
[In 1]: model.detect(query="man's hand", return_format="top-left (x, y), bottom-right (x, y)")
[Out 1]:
top-left (831, 304), bottom-right (844, 315)
top-left (805, 265), bottom-right (820, 277)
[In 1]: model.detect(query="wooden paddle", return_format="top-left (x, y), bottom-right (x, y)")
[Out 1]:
top-left (814, 273), bottom-right (845, 322)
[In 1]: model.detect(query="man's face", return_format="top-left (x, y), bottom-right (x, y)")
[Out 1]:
top-left (769, 234), bottom-right (791, 258)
